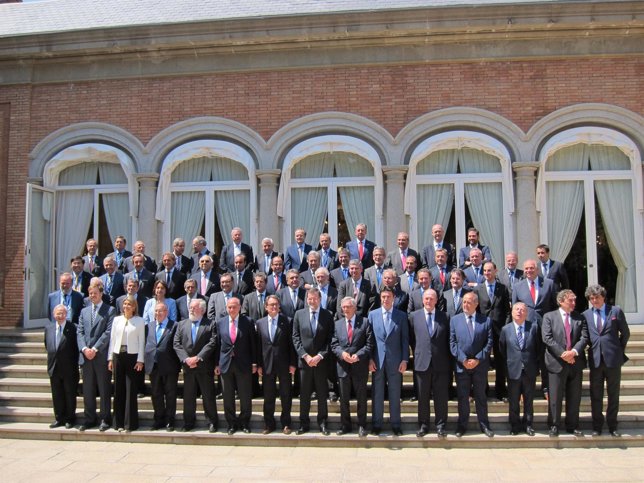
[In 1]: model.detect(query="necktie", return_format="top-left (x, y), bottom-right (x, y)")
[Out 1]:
top-left (439, 268), bottom-right (445, 286)
top-left (89, 257), bottom-right (94, 272)
top-left (176, 256), bottom-right (181, 270)
top-left (201, 273), bottom-right (208, 295)
top-left (517, 325), bottom-right (524, 350)
top-left (384, 311), bottom-right (391, 333)
top-left (408, 274), bottom-right (414, 290)
top-left (56, 324), bottom-right (63, 348)
top-left (595, 308), bottom-right (603, 333)
top-left (116, 252), bottom-right (122, 267)
top-left (347, 320), bottom-right (353, 343)
top-left (353, 281), bottom-right (358, 299)
top-left (509, 270), bottom-right (515, 289)
top-left (156, 323), bottom-right (164, 343)
top-left (467, 315), bottom-right (474, 339)
top-left (191, 321), bottom-right (198, 344)
top-left (310, 311), bottom-right (317, 333)
top-left (274, 274), bottom-right (280, 291)
top-left (237, 271), bottom-right (243, 286)
top-left (563, 313), bottom-right (572, 350)
top-left (322, 251), bottom-right (328, 268)
top-left (529, 280), bottom-right (536, 303)
top-left (400, 250), bottom-right (407, 267)
top-left (91, 304), bottom-right (97, 326)
top-left (106, 274), bottom-right (113, 294)
top-left (488, 284), bottom-right (494, 300)
top-left (291, 289), bottom-right (297, 307)
top-left (166, 271), bottom-right (171, 285)
top-left (258, 293), bottom-right (265, 315)
top-left (453, 291), bottom-right (460, 309)
top-left (426, 312), bottom-right (433, 336)
top-left (543, 262), bottom-right (549, 276)
top-left (230, 319), bottom-right (237, 344)
top-left (269, 317), bottom-right (276, 343)
top-left (358, 241), bottom-right (364, 260)
top-left (298, 245), bottom-right (303, 263)
top-left (475, 267), bottom-right (480, 281)
top-left (376, 268), bottom-right (382, 287)
top-left (342, 268), bottom-right (348, 280)
top-left (265, 255), bottom-right (270, 273)
top-left (135, 271), bottom-right (140, 282)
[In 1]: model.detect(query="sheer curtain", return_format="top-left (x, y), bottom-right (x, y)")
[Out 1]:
top-left (460, 149), bottom-right (504, 264)
top-left (336, 153), bottom-right (375, 243)
top-left (415, 150), bottom-right (459, 248)
top-left (97, 163), bottom-right (131, 243)
top-left (211, 157), bottom-right (250, 239)
top-left (56, 163), bottom-right (96, 275)
top-left (589, 145), bottom-right (637, 311)
top-left (170, 157), bottom-right (212, 242)
top-left (545, 144), bottom-right (589, 262)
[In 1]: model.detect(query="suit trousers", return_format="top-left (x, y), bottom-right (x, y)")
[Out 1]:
top-left (262, 369), bottom-right (292, 429)
top-left (590, 363), bottom-right (622, 432)
top-left (338, 369), bottom-right (369, 429)
top-left (299, 363), bottom-right (329, 428)
top-left (113, 352), bottom-right (140, 430)
top-left (507, 371), bottom-right (536, 431)
top-left (149, 366), bottom-right (179, 425)
top-left (455, 367), bottom-right (489, 431)
top-left (50, 367), bottom-right (79, 424)
top-left (81, 355), bottom-right (112, 425)
top-left (415, 368), bottom-right (449, 430)
top-left (492, 331), bottom-right (508, 399)
top-left (372, 365), bottom-right (402, 429)
top-left (547, 364), bottom-right (583, 431)
top-left (182, 368), bottom-right (219, 427)
top-left (221, 364), bottom-right (253, 428)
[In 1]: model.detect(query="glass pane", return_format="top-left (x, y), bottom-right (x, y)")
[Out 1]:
top-left (28, 188), bottom-right (52, 319)
top-left (171, 191), bottom-right (205, 246)
top-left (291, 152), bottom-right (373, 179)
top-left (215, 190), bottom-right (250, 247)
top-left (416, 184), bottom-right (453, 249)
top-left (211, 156), bottom-right (249, 181)
top-left (546, 144), bottom-right (590, 172)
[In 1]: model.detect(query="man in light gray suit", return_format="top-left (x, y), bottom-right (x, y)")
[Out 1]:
top-left (368, 287), bottom-right (409, 436)
top-left (207, 273), bottom-right (243, 322)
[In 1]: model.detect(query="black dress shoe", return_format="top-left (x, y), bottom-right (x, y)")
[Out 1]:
top-left (592, 430), bottom-right (602, 437)
top-left (416, 427), bottom-right (427, 438)
top-left (65, 423), bottom-right (74, 429)
top-left (568, 429), bottom-right (583, 437)
top-left (510, 430), bottom-right (520, 436)
top-left (526, 426), bottom-right (536, 436)
top-left (437, 428), bottom-right (447, 438)
top-left (151, 423), bottom-right (164, 431)
top-left (455, 428), bottom-right (466, 438)
top-left (181, 425), bottom-right (194, 432)
top-left (610, 430), bottom-right (621, 438)
top-left (49, 421), bottom-right (63, 429)
top-left (99, 422), bottom-right (110, 432)
top-left (549, 426), bottom-right (559, 437)
top-left (371, 427), bottom-right (381, 436)
top-left (482, 427), bottom-right (494, 438)
top-left (392, 427), bottom-right (403, 436)
top-left (296, 427), bottom-right (309, 435)
top-left (283, 426), bottom-right (292, 435)
top-left (209, 423), bottom-right (218, 433)
top-left (329, 394), bottom-right (339, 402)
top-left (227, 427), bottom-right (236, 435)
top-left (320, 424), bottom-right (330, 436)
top-left (409, 396), bottom-right (418, 402)
top-left (241, 426), bottom-right (251, 434)
top-left (166, 424), bottom-right (175, 432)
top-left (336, 427), bottom-right (351, 436)
top-left (262, 427), bottom-right (274, 435)
top-left (358, 426), bottom-right (368, 438)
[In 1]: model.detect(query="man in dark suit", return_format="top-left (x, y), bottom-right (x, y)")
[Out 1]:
top-left (190, 254), bottom-right (221, 298)
top-left (409, 289), bottom-right (451, 438)
top-left (449, 291), bottom-right (494, 437)
top-left (373, 268), bottom-right (409, 313)
top-left (255, 237), bottom-right (281, 275)
top-left (442, 268), bottom-right (470, 318)
top-left (256, 295), bottom-right (297, 434)
top-left (242, 272), bottom-right (269, 321)
top-left (45, 304), bottom-right (79, 429)
top-left (458, 227), bottom-right (491, 268)
top-left (407, 268), bottom-right (435, 314)
top-left (155, 252), bottom-right (187, 300)
top-left (48, 272), bottom-right (84, 325)
top-left (145, 302), bottom-right (181, 431)
top-left (292, 287), bottom-right (334, 435)
top-left (583, 284), bottom-right (630, 437)
top-left (329, 248), bottom-right (351, 289)
top-left (368, 287), bottom-right (409, 436)
top-left (421, 223), bottom-right (456, 269)
top-left (429, 248), bottom-right (453, 295)
top-left (173, 298), bottom-right (219, 432)
top-left (337, 259), bottom-right (375, 318)
top-left (542, 289), bottom-right (589, 437)
top-left (463, 248), bottom-right (485, 287)
top-left (83, 238), bottom-right (104, 277)
top-left (497, 251), bottom-right (523, 295)
top-left (345, 223), bottom-right (376, 269)
top-left (77, 284), bottom-right (115, 431)
top-left (299, 251), bottom-right (321, 290)
top-left (99, 257), bottom-right (125, 307)
top-left (176, 279), bottom-right (207, 321)
top-left (123, 253), bottom-right (155, 298)
top-left (318, 233), bottom-right (338, 271)
top-left (105, 235), bottom-right (132, 273)
top-left (363, 246), bottom-right (386, 295)
top-left (266, 256), bottom-right (287, 295)
top-left (116, 278), bottom-right (148, 317)
top-left (207, 273), bottom-right (243, 322)
top-left (231, 254), bottom-right (254, 296)
top-left (385, 231), bottom-right (420, 276)
top-left (284, 228), bottom-right (313, 273)
top-left (70, 256), bottom-right (92, 298)
top-left (276, 269), bottom-right (307, 320)
top-left (168, 237), bottom-right (193, 276)
top-left (331, 296), bottom-right (373, 437)
top-left (189, 236), bottom-right (211, 275)
top-left (220, 227), bottom-right (255, 273)
top-left (499, 302), bottom-right (541, 436)
top-left (216, 297), bottom-right (257, 434)
top-left (122, 240), bottom-right (157, 274)
top-left (537, 244), bottom-right (569, 292)
top-left (474, 261), bottom-right (511, 400)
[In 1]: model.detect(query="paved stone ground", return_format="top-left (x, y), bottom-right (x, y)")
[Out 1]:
top-left (1, 438), bottom-right (643, 482)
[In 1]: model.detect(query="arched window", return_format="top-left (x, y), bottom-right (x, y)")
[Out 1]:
top-left (278, 135), bottom-right (384, 247)
top-left (405, 131), bottom-right (514, 264)
top-left (538, 127), bottom-right (643, 315)
top-left (156, 140), bottom-right (257, 254)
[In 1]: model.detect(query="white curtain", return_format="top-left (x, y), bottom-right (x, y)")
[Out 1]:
top-left (460, 149), bottom-right (504, 264)
top-left (415, 150), bottom-right (459, 248)
top-left (55, 163), bottom-right (96, 275)
top-left (97, 163), bottom-right (131, 243)
top-left (336, 153), bottom-right (375, 243)
top-left (169, 157), bottom-right (212, 242)
top-left (545, 144), bottom-right (589, 262)
top-left (212, 157), bottom-right (250, 240)
top-left (589, 145), bottom-right (637, 311)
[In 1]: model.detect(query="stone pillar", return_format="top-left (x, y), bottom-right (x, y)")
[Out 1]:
top-left (256, 169), bottom-right (281, 249)
top-left (136, 174), bottom-right (160, 260)
top-left (513, 162), bottom-right (540, 264)
top-left (382, 166), bottom-right (408, 250)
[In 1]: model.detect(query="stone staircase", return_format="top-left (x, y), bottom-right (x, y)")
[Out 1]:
top-left (0, 326), bottom-right (643, 448)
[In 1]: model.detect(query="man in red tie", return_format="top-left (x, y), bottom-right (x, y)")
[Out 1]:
top-left (542, 289), bottom-right (589, 437)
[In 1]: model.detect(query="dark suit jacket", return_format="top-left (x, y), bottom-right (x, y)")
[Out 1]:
top-left (123, 268), bottom-right (155, 298)
top-left (583, 305), bottom-right (630, 369)
top-left (216, 314), bottom-right (257, 373)
top-left (176, 293), bottom-right (207, 321)
top-left (173, 316), bottom-right (217, 372)
top-left (155, 269), bottom-right (187, 300)
top-left (319, 285), bottom-right (338, 317)
top-left (442, 287), bottom-right (471, 319)
top-left (160, 254), bottom-right (193, 276)
top-left (449, 312), bottom-right (493, 372)
top-left (116, 293), bottom-right (148, 317)
top-left (542, 309), bottom-right (588, 373)
top-left (512, 277), bottom-right (557, 321)
top-left (538, 259), bottom-right (569, 292)
top-left (408, 309), bottom-right (451, 373)
top-left (83, 254), bottom-right (105, 277)
top-left (48, 290), bottom-right (84, 326)
top-left (256, 314), bottom-right (297, 375)
top-left (474, 282), bottom-right (511, 334)
top-left (144, 319), bottom-right (181, 375)
top-left (254, 251), bottom-right (281, 275)
top-left (276, 286), bottom-right (306, 320)
top-left (189, 270), bottom-right (221, 298)
top-left (499, 320), bottom-right (541, 379)
top-left (458, 244), bottom-right (491, 268)
top-left (421, 242), bottom-right (456, 269)
top-left (384, 248), bottom-right (420, 275)
top-left (318, 248), bottom-right (338, 271)
top-left (99, 271), bottom-right (125, 306)
top-left (284, 243), bottom-right (313, 272)
top-left (292, 307), bottom-right (334, 366)
top-left (207, 291), bottom-right (244, 322)
top-left (231, 269), bottom-right (254, 296)
top-left (372, 286), bottom-right (409, 313)
top-left (407, 287), bottom-right (425, 314)
top-left (299, 269), bottom-right (317, 289)
top-left (336, 277), bottom-right (375, 318)
top-left (71, 271), bottom-right (92, 298)
top-left (123, 254), bottom-right (157, 274)
top-left (105, 249), bottom-right (132, 272)
top-left (220, 242), bottom-right (255, 273)
top-left (76, 302), bottom-right (115, 363)
top-left (241, 291), bottom-right (268, 321)
top-left (497, 268), bottom-right (524, 294)
top-left (345, 238), bottom-right (376, 269)
top-left (331, 315), bottom-right (373, 378)
top-left (44, 321), bottom-right (80, 377)
top-left (429, 265), bottom-right (453, 293)
top-left (190, 250), bottom-right (211, 275)
top-left (266, 272), bottom-right (287, 295)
